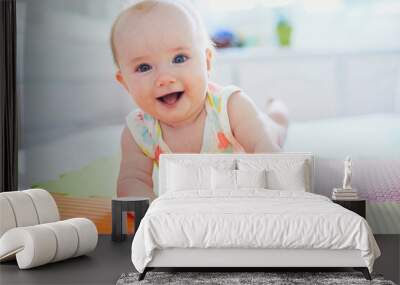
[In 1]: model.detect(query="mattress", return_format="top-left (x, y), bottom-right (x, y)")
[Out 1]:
top-left (131, 189), bottom-right (380, 273)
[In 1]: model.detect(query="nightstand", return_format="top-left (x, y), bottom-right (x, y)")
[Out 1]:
top-left (112, 197), bottom-right (150, 242)
top-left (332, 199), bottom-right (366, 218)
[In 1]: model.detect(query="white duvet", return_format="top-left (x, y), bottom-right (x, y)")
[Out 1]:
top-left (131, 190), bottom-right (380, 273)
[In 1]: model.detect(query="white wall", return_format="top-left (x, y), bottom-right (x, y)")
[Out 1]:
top-left (210, 48), bottom-right (400, 121)
top-left (17, 0), bottom-right (133, 149)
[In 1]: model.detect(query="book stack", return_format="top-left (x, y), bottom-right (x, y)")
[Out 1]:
top-left (332, 188), bottom-right (359, 200)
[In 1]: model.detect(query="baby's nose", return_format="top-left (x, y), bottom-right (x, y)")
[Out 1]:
top-left (155, 73), bottom-right (176, 88)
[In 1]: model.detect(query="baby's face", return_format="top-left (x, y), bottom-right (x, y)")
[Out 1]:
top-left (115, 4), bottom-right (211, 127)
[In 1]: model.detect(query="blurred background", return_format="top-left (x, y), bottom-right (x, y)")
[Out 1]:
top-left (16, 0), bottom-right (400, 233)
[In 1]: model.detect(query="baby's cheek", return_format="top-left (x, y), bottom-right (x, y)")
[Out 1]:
top-left (131, 94), bottom-right (155, 112)
top-left (186, 74), bottom-right (207, 94)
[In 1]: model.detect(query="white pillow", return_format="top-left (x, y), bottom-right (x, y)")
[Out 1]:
top-left (236, 169), bottom-right (267, 189)
top-left (211, 168), bottom-right (236, 190)
top-left (267, 166), bottom-right (306, 191)
top-left (238, 159), bottom-right (309, 191)
top-left (167, 163), bottom-right (211, 191)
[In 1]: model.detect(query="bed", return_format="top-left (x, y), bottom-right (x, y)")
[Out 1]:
top-left (132, 153), bottom-right (380, 279)
top-left (131, 153), bottom-right (380, 281)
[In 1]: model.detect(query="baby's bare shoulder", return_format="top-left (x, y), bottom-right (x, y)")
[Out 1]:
top-left (120, 126), bottom-right (152, 165)
top-left (121, 126), bottom-right (136, 150)
top-left (227, 90), bottom-right (261, 130)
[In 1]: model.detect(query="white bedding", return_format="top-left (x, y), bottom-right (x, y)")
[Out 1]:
top-left (131, 190), bottom-right (380, 273)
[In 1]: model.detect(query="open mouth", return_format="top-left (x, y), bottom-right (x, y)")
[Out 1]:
top-left (156, 91), bottom-right (184, 106)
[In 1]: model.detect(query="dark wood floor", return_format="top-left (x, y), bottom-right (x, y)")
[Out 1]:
top-left (0, 235), bottom-right (398, 285)
top-left (0, 235), bottom-right (133, 285)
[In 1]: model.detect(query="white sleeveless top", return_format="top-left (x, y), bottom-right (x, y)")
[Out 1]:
top-left (126, 85), bottom-right (245, 196)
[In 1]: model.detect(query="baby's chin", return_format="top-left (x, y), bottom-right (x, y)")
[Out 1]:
top-left (156, 113), bottom-right (193, 128)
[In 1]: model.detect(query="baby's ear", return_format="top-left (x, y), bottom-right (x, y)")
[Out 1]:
top-left (115, 70), bottom-right (129, 91)
top-left (205, 48), bottom-right (213, 72)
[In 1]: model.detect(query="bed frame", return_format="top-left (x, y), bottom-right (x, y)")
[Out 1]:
top-left (139, 153), bottom-right (371, 281)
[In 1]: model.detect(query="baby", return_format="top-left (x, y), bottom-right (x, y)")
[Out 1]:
top-left (111, 0), bottom-right (289, 200)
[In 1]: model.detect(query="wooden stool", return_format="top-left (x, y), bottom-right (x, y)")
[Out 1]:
top-left (112, 197), bottom-right (149, 242)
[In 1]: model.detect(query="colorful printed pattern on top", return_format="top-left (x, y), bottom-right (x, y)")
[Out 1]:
top-left (125, 85), bottom-right (245, 195)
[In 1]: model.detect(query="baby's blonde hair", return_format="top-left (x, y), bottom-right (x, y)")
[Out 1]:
top-left (110, 0), bottom-right (214, 69)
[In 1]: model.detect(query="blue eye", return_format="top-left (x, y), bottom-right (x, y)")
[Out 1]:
top-left (173, 54), bottom-right (188, 64)
top-left (136, 63), bottom-right (152, 73)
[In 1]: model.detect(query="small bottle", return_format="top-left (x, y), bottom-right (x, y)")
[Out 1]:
top-left (276, 15), bottom-right (292, 47)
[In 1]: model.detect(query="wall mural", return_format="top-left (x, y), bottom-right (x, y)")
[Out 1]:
top-left (17, 0), bottom-right (400, 234)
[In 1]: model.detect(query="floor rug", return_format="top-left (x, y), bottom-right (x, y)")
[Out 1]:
top-left (116, 271), bottom-right (396, 285)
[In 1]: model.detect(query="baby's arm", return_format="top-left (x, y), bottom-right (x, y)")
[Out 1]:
top-left (117, 126), bottom-right (156, 201)
top-left (228, 91), bottom-right (281, 153)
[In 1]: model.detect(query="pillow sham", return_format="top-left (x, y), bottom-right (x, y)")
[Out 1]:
top-left (167, 163), bottom-right (212, 192)
top-left (237, 159), bottom-right (309, 191)
top-left (266, 165), bottom-right (306, 191)
top-left (236, 169), bottom-right (267, 189)
top-left (211, 168), bottom-right (236, 190)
